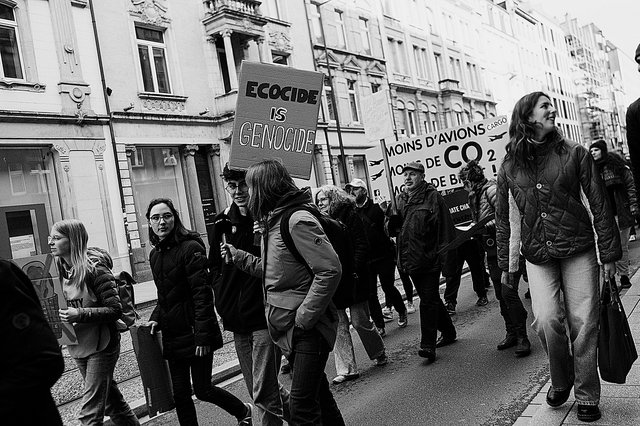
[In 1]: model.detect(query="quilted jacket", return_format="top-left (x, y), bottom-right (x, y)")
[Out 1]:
top-left (150, 232), bottom-right (222, 359)
top-left (496, 138), bottom-right (622, 273)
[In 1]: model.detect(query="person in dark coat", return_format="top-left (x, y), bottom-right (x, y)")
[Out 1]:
top-left (496, 92), bottom-right (621, 423)
top-left (590, 140), bottom-right (638, 289)
top-left (316, 185), bottom-right (388, 385)
top-left (210, 165), bottom-right (289, 426)
top-left (145, 198), bottom-right (252, 426)
top-left (1, 258), bottom-right (64, 426)
top-left (625, 44), bottom-right (640, 203)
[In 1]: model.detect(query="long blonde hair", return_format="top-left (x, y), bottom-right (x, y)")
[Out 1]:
top-left (53, 219), bottom-right (95, 290)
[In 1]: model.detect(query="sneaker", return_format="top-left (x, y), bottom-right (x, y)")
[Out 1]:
top-left (397, 311), bottom-right (408, 328)
top-left (238, 403), bottom-right (253, 426)
top-left (332, 373), bottom-right (359, 384)
top-left (476, 296), bottom-right (489, 307)
top-left (406, 302), bottom-right (416, 314)
top-left (630, 234), bottom-right (636, 242)
top-left (382, 307), bottom-right (393, 322)
top-left (376, 326), bottom-right (386, 337)
top-left (445, 302), bottom-right (456, 315)
top-left (375, 353), bottom-right (388, 366)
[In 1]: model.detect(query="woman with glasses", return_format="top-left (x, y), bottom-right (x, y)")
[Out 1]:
top-left (51, 219), bottom-right (139, 426)
top-left (145, 198), bottom-right (252, 426)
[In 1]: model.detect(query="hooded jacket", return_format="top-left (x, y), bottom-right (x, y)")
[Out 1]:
top-left (209, 203), bottom-right (266, 334)
top-left (496, 139), bottom-right (622, 273)
top-left (394, 182), bottom-right (457, 276)
top-left (150, 232), bottom-right (222, 359)
top-left (233, 188), bottom-right (341, 355)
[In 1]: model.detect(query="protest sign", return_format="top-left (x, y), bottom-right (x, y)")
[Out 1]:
top-left (229, 61), bottom-right (324, 179)
top-left (361, 90), bottom-right (395, 142)
top-left (13, 254), bottom-right (78, 346)
top-left (366, 115), bottom-right (509, 223)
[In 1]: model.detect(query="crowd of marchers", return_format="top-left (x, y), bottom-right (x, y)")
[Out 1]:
top-left (5, 46), bottom-right (640, 426)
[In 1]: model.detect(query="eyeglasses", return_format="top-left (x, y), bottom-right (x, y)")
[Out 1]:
top-left (225, 181), bottom-right (248, 194)
top-left (149, 213), bottom-right (174, 223)
top-left (48, 235), bottom-right (66, 243)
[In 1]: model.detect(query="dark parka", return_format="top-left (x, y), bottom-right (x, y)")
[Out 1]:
top-left (330, 199), bottom-right (370, 307)
top-left (354, 197), bottom-right (395, 264)
top-left (150, 233), bottom-right (222, 359)
top-left (393, 182), bottom-right (457, 277)
top-left (496, 139), bottom-right (622, 273)
top-left (209, 203), bottom-right (266, 334)
top-left (595, 154), bottom-right (638, 229)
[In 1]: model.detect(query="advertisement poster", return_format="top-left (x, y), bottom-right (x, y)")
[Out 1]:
top-left (366, 116), bottom-right (509, 224)
top-left (229, 61), bottom-right (324, 179)
top-left (10, 234), bottom-right (37, 259)
top-left (12, 254), bottom-right (78, 346)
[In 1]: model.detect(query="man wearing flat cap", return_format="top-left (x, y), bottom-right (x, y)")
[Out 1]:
top-left (626, 43), bottom-right (640, 202)
top-left (387, 161), bottom-right (458, 363)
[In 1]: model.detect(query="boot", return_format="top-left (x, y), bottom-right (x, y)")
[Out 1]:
top-left (497, 334), bottom-right (517, 350)
top-left (620, 275), bottom-right (632, 289)
top-left (514, 336), bottom-right (531, 357)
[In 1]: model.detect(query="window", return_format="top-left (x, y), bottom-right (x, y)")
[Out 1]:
top-left (413, 46), bottom-right (425, 78)
top-left (397, 40), bottom-right (408, 74)
top-left (136, 26), bottom-right (171, 94)
top-left (348, 80), bottom-right (359, 123)
top-left (359, 18), bottom-right (370, 54)
top-left (0, 3), bottom-right (24, 80)
top-left (265, 0), bottom-right (281, 19)
top-left (407, 102), bottom-right (417, 136)
top-left (371, 83), bottom-right (380, 93)
top-left (335, 10), bottom-right (346, 49)
top-left (323, 76), bottom-right (336, 121)
top-left (396, 101), bottom-right (406, 135)
top-left (309, 4), bottom-right (323, 44)
top-left (272, 52), bottom-right (289, 66)
top-left (434, 53), bottom-right (443, 81)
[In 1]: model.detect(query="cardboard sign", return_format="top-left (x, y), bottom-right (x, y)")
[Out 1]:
top-left (366, 116), bottom-right (509, 225)
top-left (361, 90), bottom-right (395, 142)
top-left (229, 61), bottom-right (324, 179)
top-left (12, 254), bottom-right (78, 346)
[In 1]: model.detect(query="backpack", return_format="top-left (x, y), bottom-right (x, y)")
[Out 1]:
top-left (115, 271), bottom-right (141, 332)
top-left (280, 205), bottom-right (358, 309)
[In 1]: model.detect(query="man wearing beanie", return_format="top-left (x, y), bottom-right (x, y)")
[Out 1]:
top-left (626, 43), bottom-right (640, 202)
top-left (590, 140), bottom-right (638, 290)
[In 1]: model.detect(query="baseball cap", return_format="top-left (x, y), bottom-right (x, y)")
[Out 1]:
top-left (401, 161), bottom-right (425, 174)
top-left (345, 178), bottom-right (367, 190)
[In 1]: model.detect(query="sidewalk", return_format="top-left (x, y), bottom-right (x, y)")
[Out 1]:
top-left (515, 277), bottom-right (640, 425)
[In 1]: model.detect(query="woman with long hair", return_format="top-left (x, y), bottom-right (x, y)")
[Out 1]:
top-left (52, 219), bottom-right (139, 426)
top-left (224, 160), bottom-right (345, 425)
top-left (144, 198), bottom-right (251, 426)
top-left (495, 92), bottom-right (621, 422)
top-left (315, 185), bottom-right (388, 385)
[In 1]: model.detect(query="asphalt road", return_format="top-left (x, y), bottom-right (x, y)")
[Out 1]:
top-left (146, 239), bottom-right (640, 425)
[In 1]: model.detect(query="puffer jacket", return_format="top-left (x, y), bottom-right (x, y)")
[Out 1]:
top-left (393, 181), bottom-right (457, 277)
top-left (234, 188), bottom-right (341, 356)
top-left (150, 232), bottom-right (222, 359)
top-left (331, 200), bottom-right (370, 306)
top-left (496, 138), bottom-right (622, 273)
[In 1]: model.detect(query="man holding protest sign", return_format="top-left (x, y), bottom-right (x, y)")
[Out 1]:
top-left (388, 162), bottom-right (457, 363)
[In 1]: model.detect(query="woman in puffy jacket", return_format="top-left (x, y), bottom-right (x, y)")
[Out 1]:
top-left (51, 219), bottom-right (139, 426)
top-left (145, 198), bottom-right (251, 426)
top-left (495, 92), bottom-right (621, 423)
top-left (315, 185), bottom-right (388, 385)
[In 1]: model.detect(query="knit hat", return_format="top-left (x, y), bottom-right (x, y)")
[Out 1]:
top-left (635, 43), bottom-right (640, 64)
top-left (589, 139), bottom-right (608, 156)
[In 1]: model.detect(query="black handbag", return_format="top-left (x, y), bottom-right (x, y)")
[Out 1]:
top-left (598, 279), bottom-right (638, 384)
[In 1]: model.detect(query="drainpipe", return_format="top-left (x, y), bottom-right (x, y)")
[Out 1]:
top-left (89, 0), bottom-right (135, 272)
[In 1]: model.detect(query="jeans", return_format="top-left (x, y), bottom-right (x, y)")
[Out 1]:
top-left (289, 328), bottom-right (345, 425)
top-left (74, 342), bottom-right (140, 426)
top-left (334, 302), bottom-right (386, 376)
top-left (617, 225), bottom-right (631, 277)
top-left (368, 258), bottom-right (406, 328)
top-left (526, 249), bottom-right (600, 405)
top-left (168, 352), bottom-right (246, 425)
top-left (487, 255), bottom-right (528, 337)
top-left (444, 238), bottom-right (487, 304)
top-left (398, 269), bottom-right (415, 304)
top-left (235, 329), bottom-right (290, 426)
top-left (410, 271), bottom-right (456, 351)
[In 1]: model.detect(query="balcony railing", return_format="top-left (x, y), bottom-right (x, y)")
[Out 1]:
top-left (438, 79), bottom-right (461, 92)
top-left (214, 90), bottom-right (238, 116)
top-left (203, 0), bottom-right (261, 16)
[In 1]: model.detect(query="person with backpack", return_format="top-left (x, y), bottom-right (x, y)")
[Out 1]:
top-left (144, 198), bottom-right (252, 426)
top-left (50, 219), bottom-right (140, 426)
top-left (315, 185), bottom-right (388, 385)
top-left (459, 160), bottom-right (531, 357)
top-left (346, 178), bottom-right (409, 336)
top-left (210, 164), bottom-right (290, 426)
top-left (223, 159), bottom-right (345, 425)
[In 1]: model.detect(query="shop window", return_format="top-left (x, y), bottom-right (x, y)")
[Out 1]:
top-left (135, 25), bottom-right (171, 94)
top-left (0, 2), bottom-right (24, 80)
